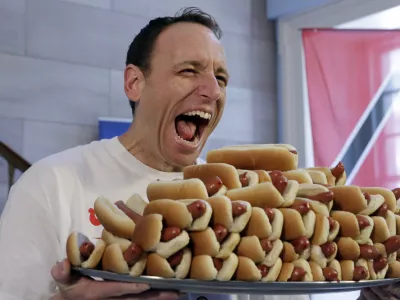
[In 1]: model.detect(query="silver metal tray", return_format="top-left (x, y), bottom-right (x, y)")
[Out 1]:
top-left (72, 268), bottom-right (400, 295)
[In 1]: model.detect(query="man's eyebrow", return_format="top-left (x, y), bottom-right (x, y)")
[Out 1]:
top-left (216, 66), bottom-right (229, 79)
top-left (175, 60), bottom-right (229, 78)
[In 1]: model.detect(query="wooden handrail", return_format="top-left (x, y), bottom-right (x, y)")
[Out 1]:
top-left (0, 141), bottom-right (31, 191)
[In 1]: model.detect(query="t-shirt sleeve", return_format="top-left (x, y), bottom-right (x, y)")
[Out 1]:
top-left (0, 164), bottom-right (61, 300)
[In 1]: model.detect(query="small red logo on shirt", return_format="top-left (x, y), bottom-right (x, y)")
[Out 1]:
top-left (88, 208), bottom-right (101, 226)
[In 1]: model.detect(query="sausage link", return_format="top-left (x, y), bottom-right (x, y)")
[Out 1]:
top-left (353, 266), bottom-right (368, 281)
top-left (356, 215), bottom-right (370, 230)
top-left (385, 236), bottom-right (400, 254)
top-left (115, 200), bottom-right (143, 224)
top-left (260, 239), bottom-right (273, 254)
top-left (79, 242), bottom-right (95, 260)
top-left (392, 188), bottom-right (400, 200)
top-left (320, 242), bottom-right (336, 258)
top-left (291, 236), bottom-right (310, 254)
top-left (289, 150), bottom-right (298, 155)
top-left (186, 200), bottom-right (207, 220)
top-left (232, 202), bottom-right (247, 218)
top-left (269, 170), bottom-right (288, 194)
top-left (359, 245), bottom-right (381, 260)
top-left (167, 250), bottom-right (184, 268)
top-left (322, 267), bottom-right (338, 281)
top-left (290, 201), bottom-right (310, 215)
top-left (289, 267), bottom-right (306, 281)
top-left (330, 162), bottom-right (345, 181)
top-left (213, 224), bottom-right (228, 243)
top-left (264, 208), bottom-right (275, 222)
top-left (123, 243), bottom-right (143, 266)
top-left (213, 258), bottom-right (223, 271)
top-left (373, 257), bottom-right (388, 273)
top-left (257, 264), bottom-right (269, 278)
top-left (308, 191), bottom-right (334, 205)
top-left (362, 193), bottom-right (371, 204)
top-left (239, 172), bottom-right (249, 187)
top-left (375, 204), bottom-right (388, 217)
top-left (202, 176), bottom-right (223, 197)
top-left (161, 227), bottom-right (181, 242)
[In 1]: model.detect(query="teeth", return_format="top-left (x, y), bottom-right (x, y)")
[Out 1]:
top-left (183, 110), bottom-right (212, 120)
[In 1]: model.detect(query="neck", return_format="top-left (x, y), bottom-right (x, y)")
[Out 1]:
top-left (118, 122), bottom-right (186, 173)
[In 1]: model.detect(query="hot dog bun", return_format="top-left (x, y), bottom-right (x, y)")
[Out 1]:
top-left (283, 170), bottom-right (313, 184)
top-left (281, 238), bottom-right (311, 263)
top-left (253, 170), bottom-right (271, 183)
top-left (312, 214), bottom-right (339, 245)
top-left (310, 242), bottom-right (337, 268)
top-left (245, 207), bottom-right (284, 241)
top-left (66, 232), bottom-right (106, 269)
top-left (206, 196), bottom-right (251, 233)
top-left (190, 253), bottom-right (239, 281)
top-left (280, 207), bottom-right (316, 240)
top-left (307, 162), bottom-right (346, 186)
top-left (360, 187), bottom-right (397, 212)
top-left (306, 170), bottom-right (328, 185)
top-left (237, 170), bottom-right (260, 187)
top-left (277, 259), bottom-right (313, 282)
top-left (190, 227), bottom-right (220, 257)
top-left (147, 179), bottom-right (208, 201)
top-left (131, 214), bottom-right (190, 258)
top-left (102, 243), bottom-right (147, 276)
top-left (329, 186), bottom-right (372, 214)
top-left (146, 248), bottom-right (191, 279)
top-left (237, 236), bottom-right (280, 264)
top-left (371, 215), bottom-right (395, 243)
top-left (94, 196), bottom-right (136, 239)
top-left (297, 184), bottom-right (334, 213)
top-left (331, 211), bottom-right (374, 244)
top-left (309, 260), bottom-right (341, 281)
top-left (226, 181), bottom-right (298, 209)
top-left (125, 193), bottom-right (148, 215)
top-left (367, 243), bottom-right (389, 279)
top-left (340, 259), bottom-right (370, 281)
top-left (216, 232), bottom-right (241, 259)
top-left (206, 144), bottom-right (298, 171)
top-left (235, 256), bottom-right (262, 281)
top-left (101, 229), bottom-right (131, 249)
top-left (387, 261), bottom-right (400, 278)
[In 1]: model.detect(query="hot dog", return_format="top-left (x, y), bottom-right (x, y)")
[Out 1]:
top-left (93, 196), bottom-right (137, 239)
top-left (235, 256), bottom-right (283, 282)
top-left (312, 214), bottom-right (340, 246)
top-left (296, 184), bottom-right (335, 214)
top-left (183, 163), bottom-right (242, 196)
top-left (309, 260), bottom-right (341, 282)
top-left (102, 242), bottom-right (147, 276)
top-left (366, 243), bottom-right (389, 280)
top-left (360, 187), bottom-right (398, 212)
top-left (310, 242), bottom-right (337, 268)
top-left (245, 207), bottom-right (284, 241)
top-left (283, 169), bottom-right (314, 184)
top-left (206, 144), bottom-right (299, 172)
top-left (277, 258), bottom-right (313, 282)
top-left (143, 198), bottom-right (212, 231)
top-left (146, 178), bottom-right (208, 201)
top-left (331, 211), bottom-right (374, 244)
top-left (101, 229), bottom-right (131, 249)
top-left (306, 161), bottom-right (346, 186)
top-left (330, 186), bottom-right (384, 215)
top-left (280, 201), bottom-right (316, 240)
top-left (336, 238), bottom-right (382, 261)
top-left (370, 212), bottom-right (396, 243)
top-left (145, 248), bottom-right (191, 279)
top-left (237, 170), bottom-right (261, 187)
top-left (340, 259), bottom-right (370, 281)
top-left (281, 237), bottom-right (310, 263)
top-left (206, 196), bottom-right (251, 233)
top-left (189, 227), bottom-right (222, 257)
top-left (66, 232), bottom-right (106, 269)
top-left (387, 260), bottom-right (400, 278)
top-left (226, 176), bottom-right (299, 208)
top-left (237, 236), bottom-right (282, 264)
top-left (306, 169), bottom-right (329, 186)
top-left (190, 253), bottom-right (239, 281)
top-left (131, 214), bottom-right (190, 259)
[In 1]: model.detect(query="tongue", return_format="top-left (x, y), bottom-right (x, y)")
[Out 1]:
top-left (176, 119), bottom-right (196, 141)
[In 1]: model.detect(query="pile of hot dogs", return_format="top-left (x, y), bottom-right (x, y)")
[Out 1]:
top-left (66, 144), bottom-right (400, 283)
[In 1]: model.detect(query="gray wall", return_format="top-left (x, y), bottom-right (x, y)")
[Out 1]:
top-left (0, 0), bottom-right (277, 212)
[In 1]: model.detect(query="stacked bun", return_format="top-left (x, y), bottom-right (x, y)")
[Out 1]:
top-left (66, 143), bottom-right (400, 283)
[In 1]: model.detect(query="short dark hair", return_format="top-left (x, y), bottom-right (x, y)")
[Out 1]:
top-left (126, 7), bottom-right (223, 116)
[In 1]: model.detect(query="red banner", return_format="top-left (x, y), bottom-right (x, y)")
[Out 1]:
top-left (303, 29), bottom-right (400, 189)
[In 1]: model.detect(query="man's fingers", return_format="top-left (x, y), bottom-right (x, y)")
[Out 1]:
top-left (51, 259), bottom-right (72, 285)
top-left (108, 290), bottom-right (181, 300)
top-left (78, 280), bottom-right (151, 299)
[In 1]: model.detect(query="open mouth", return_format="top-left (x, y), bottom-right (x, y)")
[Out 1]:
top-left (175, 110), bottom-right (212, 144)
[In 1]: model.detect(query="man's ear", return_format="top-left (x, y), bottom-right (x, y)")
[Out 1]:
top-left (124, 64), bottom-right (145, 103)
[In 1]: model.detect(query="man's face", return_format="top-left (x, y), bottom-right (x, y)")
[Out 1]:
top-left (135, 22), bottom-right (228, 167)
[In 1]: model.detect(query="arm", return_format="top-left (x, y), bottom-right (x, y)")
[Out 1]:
top-left (0, 165), bottom-right (61, 300)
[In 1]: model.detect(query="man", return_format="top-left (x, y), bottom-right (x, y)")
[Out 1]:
top-left (0, 7), bottom-right (394, 300)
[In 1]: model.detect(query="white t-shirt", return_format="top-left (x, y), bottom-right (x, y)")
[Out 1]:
top-left (0, 137), bottom-right (310, 300)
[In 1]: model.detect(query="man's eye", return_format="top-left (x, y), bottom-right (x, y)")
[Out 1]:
top-left (181, 69), bottom-right (197, 74)
top-left (216, 76), bottom-right (227, 86)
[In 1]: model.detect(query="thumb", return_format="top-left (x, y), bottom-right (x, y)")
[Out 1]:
top-left (51, 259), bottom-right (72, 285)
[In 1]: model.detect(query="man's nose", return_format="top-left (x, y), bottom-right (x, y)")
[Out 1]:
top-left (198, 73), bottom-right (221, 101)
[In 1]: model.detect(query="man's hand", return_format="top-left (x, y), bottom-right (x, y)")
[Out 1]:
top-left (51, 259), bottom-right (181, 300)
top-left (359, 285), bottom-right (400, 300)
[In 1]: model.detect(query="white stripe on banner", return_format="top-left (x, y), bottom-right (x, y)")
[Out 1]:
top-left (330, 71), bottom-right (393, 168)
top-left (347, 93), bottom-right (400, 184)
